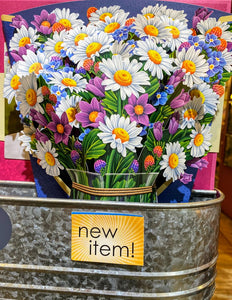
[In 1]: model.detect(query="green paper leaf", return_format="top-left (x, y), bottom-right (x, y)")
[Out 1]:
top-left (82, 129), bottom-right (106, 160)
top-left (145, 128), bottom-right (155, 152)
top-left (145, 76), bottom-right (160, 97)
top-left (150, 105), bottom-right (173, 123)
top-left (101, 91), bottom-right (118, 114)
top-left (78, 90), bottom-right (94, 102)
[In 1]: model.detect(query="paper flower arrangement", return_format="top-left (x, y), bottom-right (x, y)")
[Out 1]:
top-left (4, 4), bottom-right (232, 202)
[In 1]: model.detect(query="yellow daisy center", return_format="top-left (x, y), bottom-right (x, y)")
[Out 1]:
top-left (74, 33), bottom-right (88, 46)
top-left (59, 18), bottom-right (72, 29)
top-left (184, 108), bottom-right (198, 120)
top-left (66, 107), bottom-right (77, 123)
top-left (61, 78), bottom-right (77, 87)
top-left (19, 37), bottom-right (31, 47)
top-left (45, 152), bottom-right (55, 166)
top-left (54, 41), bottom-right (64, 54)
top-left (10, 75), bottom-right (21, 90)
top-left (26, 88), bottom-right (37, 106)
top-left (104, 22), bottom-right (120, 33)
top-left (57, 124), bottom-right (64, 134)
top-left (148, 50), bottom-right (162, 64)
top-left (189, 89), bottom-right (205, 104)
top-left (169, 153), bottom-right (179, 169)
top-left (89, 111), bottom-right (99, 123)
top-left (182, 60), bottom-right (196, 74)
top-left (114, 70), bottom-right (132, 86)
top-left (194, 133), bottom-right (204, 146)
top-left (144, 25), bottom-right (159, 37)
top-left (86, 42), bottom-right (102, 58)
top-left (29, 62), bottom-right (43, 74)
top-left (99, 12), bottom-right (113, 22)
top-left (134, 105), bottom-right (144, 115)
top-left (167, 25), bottom-right (180, 39)
top-left (112, 128), bottom-right (130, 143)
top-left (41, 20), bottom-right (51, 28)
top-left (144, 13), bottom-right (155, 19)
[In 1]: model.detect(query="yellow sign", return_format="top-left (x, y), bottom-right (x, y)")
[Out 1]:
top-left (71, 212), bottom-right (144, 266)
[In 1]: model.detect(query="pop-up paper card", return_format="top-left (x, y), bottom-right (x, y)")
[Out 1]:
top-left (2, 0), bottom-right (232, 202)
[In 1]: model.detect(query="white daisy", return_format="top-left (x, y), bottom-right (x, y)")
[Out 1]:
top-left (187, 124), bottom-right (212, 157)
top-left (18, 133), bottom-right (32, 153)
top-left (17, 50), bottom-right (48, 77)
top-left (62, 25), bottom-right (98, 56)
top-left (9, 25), bottom-right (38, 52)
top-left (159, 141), bottom-right (186, 182)
top-left (95, 12), bottom-right (129, 34)
top-left (160, 8), bottom-right (188, 24)
top-left (160, 16), bottom-right (192, 51)
top-left (88, 5), bottom-right (125, 24)
top-left (222, 49), bottom-right (232, 72)
top-left (70, 31), bottom-right (113, 65)
top-left (174, 46), bottom-right (209, 87)
top-left (133, 14), bottom-right (171, 44)
top-left (177, 97), bottom-right (205, 129)
top-left (52, 7), bottom-right (84, 29)
top-left (99, 54), bottom-right (150, 100)
top-left (134, 38), bottom-right (173, 79)
top-left (4, 62), bottom-right (21, 104)
top-left (189, 83), bottom-right (219, 115)
top-left (56, 95), bottom-right (81, 128)
top-left (110, 40), bottom-right (132, 59)
top-left (49, 71), bottom-right (87, 93)
top-left (43, 31), bottom-right (66, 59)
top-left (97, 114), bottom-right (143, 157)
top-left (18, 125), bottom-right (36, 153)
top-left (197, 18), bottom-right (232, 42)
top-left (141, 4), bottom-right (167, 19)
top-left (36, 140), bottom-right (64, 176)
top-left (16, 73), bottom-right (44, 117)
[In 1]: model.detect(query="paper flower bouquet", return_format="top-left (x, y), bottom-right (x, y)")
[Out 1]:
top-left (3, 3), bottom-right (232, 202)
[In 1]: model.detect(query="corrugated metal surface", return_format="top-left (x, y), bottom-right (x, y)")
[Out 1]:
top-left (0, 181), bottom-right (223, 299)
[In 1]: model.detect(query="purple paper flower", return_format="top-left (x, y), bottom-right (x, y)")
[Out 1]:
top-left (180, 172), bottom-right (193, 184)
top-left (94, 160), bottom-right (106, 173)
top-left (47, 112), bottom-right (72, 145)
top-left (167, 70), bottom-right (185, 88)
top-left (227, 42), bottom-right (232, 52)
top-left (153, 122), bottom-right (163, 141)
top-left (178, 42), bottom-right (191, 52)
top-left (74, 140), bottom-right (82, 151)
top-left (86, 76), bottom-right (106, 98)
top-left (76, 97), bottom-right (106, 128)
top-left (31, 10), bottom-right (56, 35)
top-left (30, 109), bottom-right (48, 127)
top-left (71, 150), bottom-right (80, 164)
top-left (192, 8), bottom-right (213, 30)
top-left (10, 15), bottom-right (29, 29)
top-left (10, 45), bottom-right (36, 62)
top-left (188, 157), bottom-right (209, 170)
top-left (35, 129), bottom-right (49, 143)
top-left (169, 116), bottom-right (179, 135)
top-left (170, 89), bottom-right (190, 109)
top-left (129, 159), bottom-right (139, 173)
top-left (124, 94), bottom-right (156, 126)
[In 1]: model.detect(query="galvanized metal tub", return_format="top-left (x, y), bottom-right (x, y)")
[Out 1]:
top-left (0, 180), bottom-right (223, 299)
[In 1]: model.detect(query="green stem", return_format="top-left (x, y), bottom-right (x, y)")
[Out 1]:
top-left (105, 148), bottom-right (116, 188)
